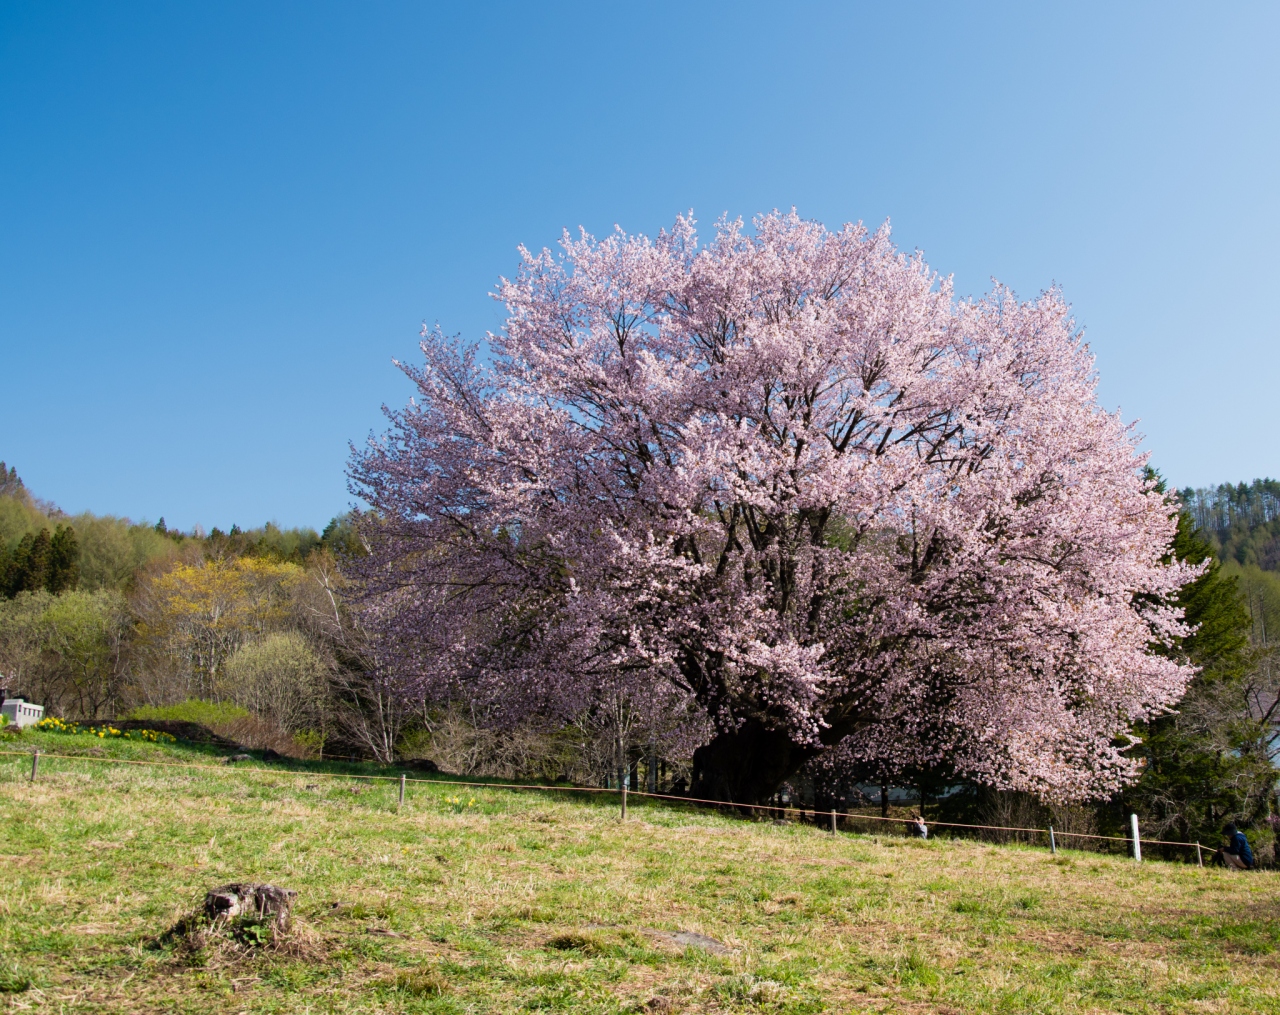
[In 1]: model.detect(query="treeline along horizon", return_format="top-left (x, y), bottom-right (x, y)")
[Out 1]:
top-left (0, 460), bottom-right (360, 598)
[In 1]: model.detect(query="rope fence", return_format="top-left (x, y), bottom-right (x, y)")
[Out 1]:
top-left (0, 747), bottom-right (1211, 865)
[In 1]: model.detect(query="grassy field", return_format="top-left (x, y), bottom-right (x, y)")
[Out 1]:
top-left (1, 730), bottom-right (1278, 1014)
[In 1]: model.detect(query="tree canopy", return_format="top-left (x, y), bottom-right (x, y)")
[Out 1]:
top-left (352, 211), bottom-right (1196, 803)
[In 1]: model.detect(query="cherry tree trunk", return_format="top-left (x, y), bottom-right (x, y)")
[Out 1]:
top-left (690, 720), bottom-right (819, 805)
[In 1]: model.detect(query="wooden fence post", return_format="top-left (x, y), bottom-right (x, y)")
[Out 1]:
top-left (831, 809), bottom-right (837, 833)
top-left (621, 781), bottom-right (627, 820)
top-left (1196, 841), bottom-right (1203, 867)
top-left (399, 773), bottom-right (406, 807)
top-left (30, 749), bottom-right (38, 782)
top-left (1049, 826), bottom-right (1057, 855)
top-left (1130, 813), bottom-right (1142, 862)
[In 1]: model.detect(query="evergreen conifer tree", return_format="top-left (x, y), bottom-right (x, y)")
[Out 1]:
top-left (3, 529), bottom-right (52, 597)
top-left (0, 461), bottom-right (25, 499)
top-left (47, 524), bottom-right (80, 593)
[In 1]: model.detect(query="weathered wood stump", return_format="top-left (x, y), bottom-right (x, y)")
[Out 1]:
top-left (204, 883), bottom-right (297, 928)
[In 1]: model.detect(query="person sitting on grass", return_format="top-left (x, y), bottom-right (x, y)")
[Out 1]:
top-left (1215, 823), bottom-right (1255, 870)
top-left (907, 814), bottom-right (928, 839)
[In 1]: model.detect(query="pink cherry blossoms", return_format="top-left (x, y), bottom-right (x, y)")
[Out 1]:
top-left (351, 210), bottom-right (1198, 803)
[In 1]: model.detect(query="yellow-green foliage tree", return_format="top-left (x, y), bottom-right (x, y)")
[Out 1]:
top-left (0, 496), bottom-right (46, 551)
top-left (37, 589), bottom-right (131, 717)
top-left (0, 589), bottom-right (130, 719)
top-left (222, 631), bottom-right (327, 735)
top-left (1223, 563), bottom-right (1280, 648)
top-left (71, 513), bottom-right (179, 591)
top-left (0, 591), bottom-right (48, 698)
top-left (136, 557), bottom-right (302, 701)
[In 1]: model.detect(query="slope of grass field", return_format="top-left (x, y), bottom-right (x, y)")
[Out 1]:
top-left (1, 730), bottom-right (1277, 1014)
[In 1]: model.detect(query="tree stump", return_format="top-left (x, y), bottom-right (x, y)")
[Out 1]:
top-left (204, 883), bottom-right (297, 929)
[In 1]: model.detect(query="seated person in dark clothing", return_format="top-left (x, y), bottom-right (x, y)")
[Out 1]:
top-left (1215, 823), bottom-right (1255, 870)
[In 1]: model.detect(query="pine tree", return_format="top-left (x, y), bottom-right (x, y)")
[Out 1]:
top-left (3, 529), bottom-right (52, 597)
top-left (47, 524), bottom-right (80, 594)
top-left (0, 461), bottom-right (25, 500)
top-left (1, 525), bottom-right (78, 597)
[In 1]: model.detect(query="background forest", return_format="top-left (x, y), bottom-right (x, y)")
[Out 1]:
top-left (0, 462), bottom-right (616, 781)
top-left (2, 462), bottom-right (1278, 860)
top-left (1180, 479), bottom-right (1280, 641)
top-left (0, 462), bottom-right (373, 756)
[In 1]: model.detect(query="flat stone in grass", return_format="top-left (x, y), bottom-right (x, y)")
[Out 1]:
top-left (644, 928), bottom-right (732, 954)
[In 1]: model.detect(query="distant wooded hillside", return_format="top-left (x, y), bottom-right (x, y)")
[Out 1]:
top-left (0, 460), bottom-right (358, 597)
top-left (1180, 479), bottom-right (1280, 569)
top-left (1180, 479), bottom-right (1280, 645)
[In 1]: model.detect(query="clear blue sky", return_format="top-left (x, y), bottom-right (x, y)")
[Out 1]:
top-left (2, 3), bottom-right (1277, 531)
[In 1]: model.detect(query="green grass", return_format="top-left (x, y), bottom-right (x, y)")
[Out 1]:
top-left (122, 698), bottom-right (253, 726)
top-left (1, 730), bottom-right (1278, 1013)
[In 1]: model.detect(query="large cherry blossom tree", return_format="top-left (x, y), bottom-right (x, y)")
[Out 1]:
top-left (351, 211), bottom-right (1198, 803)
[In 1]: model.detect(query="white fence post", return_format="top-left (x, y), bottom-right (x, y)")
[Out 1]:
top-left (399, 773), bottom-right (406, 806)
top-left (1130, 813), bottom-right (1142, 862)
